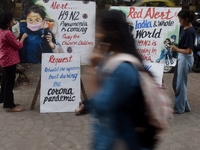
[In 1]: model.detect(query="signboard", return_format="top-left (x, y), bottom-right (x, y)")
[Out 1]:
top-left (144, 62), bottom-right (164, 85)
top-left (20, 0), bottom-right (95, 64)
top-left (40, 53), bottom-right (80, 113)
top-left (110, 6), bottom-right (181, 67)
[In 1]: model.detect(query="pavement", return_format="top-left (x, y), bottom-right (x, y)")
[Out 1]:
top-left (0, 64), bottom-right (200, 150)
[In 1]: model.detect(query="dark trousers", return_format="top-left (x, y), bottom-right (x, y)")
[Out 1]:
top-left (0, 64), bottom-right (16, 108)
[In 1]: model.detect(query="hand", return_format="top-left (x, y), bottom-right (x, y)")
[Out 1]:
top-left (45, 32), bottom-right (56, 49)
top-left (22, 33), bottom-right (28, 39)
top-left (90, 42), bottom-right (110, 67)
top-left (15, 33), bottom-right (20, 39)
top-left (171, 45), bottom-right (177, 51)
top-left (20, 33), bottom-right (28, 43)
top-left (45, 32), bottom-right (53, 43)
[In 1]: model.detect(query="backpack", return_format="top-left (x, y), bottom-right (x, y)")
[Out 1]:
top-left (103, 53), bottom-right (174, 149)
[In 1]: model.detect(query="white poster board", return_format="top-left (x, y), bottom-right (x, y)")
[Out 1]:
top-left (144, 62), bottom-right (164, 85)
top-left (110, 6), bottom-right (181, 84)
top-left (110, 6), bottom-right (181, 66)
top-left (40, 53), bottom-right (80, 113)
top-left (20, 0), bottom-right (95, 64)
top-left (36, 0), bottom-right (95, 64)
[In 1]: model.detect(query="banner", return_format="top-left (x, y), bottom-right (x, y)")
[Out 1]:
top-left (20, 0), bottom-right (95, 64)
top-left (40, 53), bottom-right (80, 113)
top-left (110, 6), bottom-right (181, 67)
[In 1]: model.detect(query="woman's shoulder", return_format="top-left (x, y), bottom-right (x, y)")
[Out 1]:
top-left (185, 26), bottom-right (196, 33)
top-left (114, 62), bottom-right (139, 77)
top-left (181, 26), bottom-right (195, 36)
top-left (0, 29), bottom-right (12, 37)
top-left (117, 61), bottom-right (137, 70)
top-left (0, 29), bottom-right (11, 33)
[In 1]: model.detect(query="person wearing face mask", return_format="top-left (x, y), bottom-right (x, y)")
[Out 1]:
top-left (19, 4), bottom-right (57, 63)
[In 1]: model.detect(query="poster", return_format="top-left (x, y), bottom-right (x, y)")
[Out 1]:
top-left (40, 53), bottom-right (80, 113)
top-left (144, 62), bottom-right (164, 85)
top-left (20, 0), bottom-right (95, 64)
top-left (110, 6), bottom-right (181, 67)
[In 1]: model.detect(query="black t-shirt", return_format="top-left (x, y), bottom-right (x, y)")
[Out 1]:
top-left (178, 26), bottom-right (196, 50)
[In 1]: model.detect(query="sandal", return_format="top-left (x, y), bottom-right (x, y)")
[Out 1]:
top-left (15, 103), bottom-right (20, 106)
top-left (10, 107), bottom-right (25, 112)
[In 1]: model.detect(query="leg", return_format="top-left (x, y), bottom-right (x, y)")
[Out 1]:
top-left (0, 68), bottom-right (5, 103)
top-left (172, 61), bottom-right (178, 93)
top-left (174, 55), bottom-right (193, 113)
top-left (157, 49), bottom-right (166, 62)
top-left (168, 51), bottom-right (174, 64)
top-left (3, 65), bottom-right (17, 108)
top-left (165, 54), bottom-right (169, 65)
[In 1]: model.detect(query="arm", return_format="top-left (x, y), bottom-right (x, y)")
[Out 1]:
top-left (171, 46), bottom-right (192, 54)
top-left (45, 32), bottom-right (56, 49)
top-left (172, 30), bottom-right (195, 54)
top-left (20, 33), bottom-right (28, 43)
top-left (5, 31), bottom-right (25, 50)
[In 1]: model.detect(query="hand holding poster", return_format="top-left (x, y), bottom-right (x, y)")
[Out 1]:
top-left (40, 53), bottom-right (80, 113)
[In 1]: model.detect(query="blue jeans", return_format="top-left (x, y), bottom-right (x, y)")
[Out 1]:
top-left (165, 51), bottom-right (174, 64)
top-left (157, 49), bottom-right (167, 62)
top-left (173, 53), bottom-right (194, 113)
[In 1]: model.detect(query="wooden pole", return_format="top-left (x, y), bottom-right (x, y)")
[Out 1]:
top-left (81, 79), bottom-right (88, 101)
top-left (30, 77), bottom-right (41, 110)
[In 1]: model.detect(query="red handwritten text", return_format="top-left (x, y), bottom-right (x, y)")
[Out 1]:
top-left (49, 55), bottom-right (72, 65)
top-left (127, 7), bottom-right (173, 20)
top-left (50, 2), bottom-right (68, 9)
top-left (140, 54), bottom-right (152, 62)
top-left (144, 8), bottom-right (173, 19)
top-left (127, 7), bottom-right (143, 19)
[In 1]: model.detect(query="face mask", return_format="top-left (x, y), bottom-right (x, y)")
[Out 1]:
top-left (27, 22), bottom-right (42, 31)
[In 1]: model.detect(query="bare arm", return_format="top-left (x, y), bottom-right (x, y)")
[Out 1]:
top-left (20, 33), bottom-right (28, 43)
top-left (46, 32), bottom-right (56, 49)
top-left (171, 45), bottom-right (192, 54)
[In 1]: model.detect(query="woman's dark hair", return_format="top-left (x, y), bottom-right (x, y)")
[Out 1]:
top-left (27, 5), bottom-right (46, 19)
top-left (98, 9), bottom-right (142, 62)
top-left (178, 9), bottom-right (195, 23)
top-left (0, 12), bottom-right (13, 30)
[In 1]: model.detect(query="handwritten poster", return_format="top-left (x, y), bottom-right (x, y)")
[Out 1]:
top-left (20, 0), bottom-right (95, 64)
top-left (110, 6), bottom-right (181, 66)
top-left (144, 62), bottom-right (164, 86)
top-left (40, 53), bottom-right (80, 113)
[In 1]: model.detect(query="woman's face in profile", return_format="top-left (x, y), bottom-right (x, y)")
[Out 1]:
top-left (178, 16), bottom-right (188, 26)
top-left (27, 12), bottom-right (43, 25)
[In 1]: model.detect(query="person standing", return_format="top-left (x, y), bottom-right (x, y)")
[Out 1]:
top-left (172, 9), bottom-right (196, 114)
top-left (0, 12), bottom-right (27, 112)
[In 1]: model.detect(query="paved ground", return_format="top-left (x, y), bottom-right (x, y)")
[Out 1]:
top-left (0, 64), bottom-right (200, 150)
